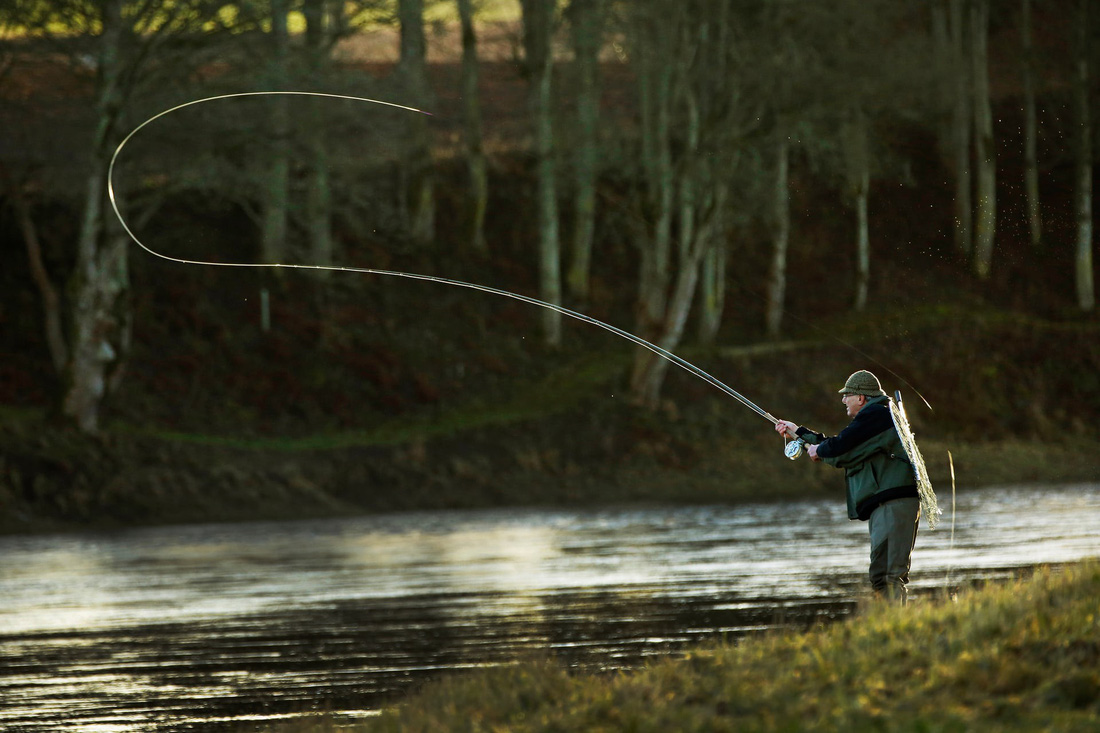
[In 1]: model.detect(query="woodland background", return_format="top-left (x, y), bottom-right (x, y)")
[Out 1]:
top-left (1, 0), bottom-right (1098, 531)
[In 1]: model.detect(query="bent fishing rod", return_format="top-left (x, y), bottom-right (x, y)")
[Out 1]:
top-left (108, 91), bottom-right (797, 450)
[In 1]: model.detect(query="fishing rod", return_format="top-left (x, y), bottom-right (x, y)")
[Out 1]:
top-left (107, 91), bottom-right (787, 437)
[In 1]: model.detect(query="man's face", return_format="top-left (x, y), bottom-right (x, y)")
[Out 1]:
top-left (842, 392), bottom-right (866, 418)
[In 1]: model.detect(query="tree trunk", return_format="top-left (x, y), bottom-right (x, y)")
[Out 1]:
top-left (971, 0), bottom-right (996, 279)
top-left (844, 109), bottom-right (871, 311)
top-left (12, 188), bottom-right (68, 373)
top-left (948, 0), bottom-right (973, 258)
top-left (1021, 0), bottom-right (1042, 249)
top-left (304, 0), bottom-right (333, 277)
top-left (457, 0), bottom-right (488, 254)
top-left (522, 0), bottom-right (562, 346)
top-left (62, 0), bottom-right (131, 433)
top-left (566, 0), bottom-right (602, 304)
top-left (853, 174), bottom-right (870, 311)
top-left (696, 241), bottom-right (726, 346)
top-left (261, 0), bottom-right (291, 267)
top-left (629, 82), bottom-right (715, 406)
top-left (1074, 0), bottom-right (1094, 311)
top-left (632, 245), bottom-right (706, 407)
top-left (765, 137), bottom-right (790, 339)
top-left (634, 40), bottom-right (675, 347)
top-left (398, 0), bottom-right (435, 243)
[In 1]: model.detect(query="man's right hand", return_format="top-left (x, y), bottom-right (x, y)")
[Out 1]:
top-left (775, 420), bottom-right (799, 440)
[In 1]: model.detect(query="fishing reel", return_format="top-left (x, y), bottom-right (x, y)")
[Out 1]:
top-left (783, 437), bottom-right (805, 460)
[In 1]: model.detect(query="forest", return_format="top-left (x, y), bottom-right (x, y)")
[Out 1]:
top-left (1, 0), bottom-right (1098, 530)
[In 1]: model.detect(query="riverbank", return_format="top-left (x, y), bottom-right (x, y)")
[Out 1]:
top-left (2, 397), bottom-right (1097, 535)
top-left (277, 561), bottom-right (1100, 732)
top-left (3, 296), bottom-right (1099, 535)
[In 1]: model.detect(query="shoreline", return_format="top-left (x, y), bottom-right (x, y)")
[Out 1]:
top-left (2, 414), bottom-right (1096, 535)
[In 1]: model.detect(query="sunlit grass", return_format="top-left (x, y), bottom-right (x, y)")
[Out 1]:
top-left (278, 561), bottom-right (1100, 732)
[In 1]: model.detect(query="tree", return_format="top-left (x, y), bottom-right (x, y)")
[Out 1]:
top-left (843, 108), bottom-right (872, 312)
top-left (1020, 0), bottom-right (1042, 249)
top-left (2, 0), bottom-right (243, 433)
top-left (970, 0), bottom-right (996, 280)
top-left (260, 0), bottom-right (291, 269)
top-left (457, 0), bottom-right (489, 254)
top-left (935, 0), bottom-right (974, 258)
top-left (1073, 0), bottom-right (1094, 311)
top-left (764, 133), bottom-right (791, 339)
top-left (564, 0), bottom-right (604, 305)
top-left (623, 0), bottom-right (747, 405)
top-left (302, 0), bottom-right (335, 276)
top-left (397, 0), bottom-right (435, 243)
top-left (627, 0), bottom-right (679, 357)
top-left (520, 0), bottom-right (562, 346)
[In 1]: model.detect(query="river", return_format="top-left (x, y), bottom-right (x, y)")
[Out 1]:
top-left (1, 483), bottom-right (1099, 732)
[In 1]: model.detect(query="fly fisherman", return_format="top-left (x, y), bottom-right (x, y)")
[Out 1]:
top-left (774, 370), bottom-right (921, 604)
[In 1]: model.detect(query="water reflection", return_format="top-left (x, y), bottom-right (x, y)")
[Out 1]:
top-left (1, 484), bottom-right (1098, 731)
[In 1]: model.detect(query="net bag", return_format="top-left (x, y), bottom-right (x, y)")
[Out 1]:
top-left (889, 392), bottom-right (939, 529)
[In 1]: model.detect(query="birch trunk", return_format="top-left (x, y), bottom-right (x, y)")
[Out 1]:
top-left (853, 174), bottom-right (871, 311)
top-left (1074, 0), bottom-right (1094, 311)
top-left (304, 0), bottom-right (333, 277)
top-left (566, 0), bottom-right (602, 303)
top-left (765, 137), bottom-right (790, 339)
top-left (696, 242), bottom-right (726, 346)
top-left (634, 46), bottom-right (674, 346)
top-left (457, 0), bottom-right (488, 254)
top-left (971, 0), bottom-right (996, 279)
top-left (949, 0), bottom-right (972, 258)
top-left (1021, 0), bottom-right (1042, 248)
top-left (62, 0), bottom-right (131, 433)
top-left (630, 84), bottom-right (714, 406)
top-left (847, 112), bottom-right (872, 312)
top-left (522, 0), bottom-right (562, 345)
top-left (261, 0), bottom-right (290, 266)
top-left (398, 0), bottom-right (435, 243)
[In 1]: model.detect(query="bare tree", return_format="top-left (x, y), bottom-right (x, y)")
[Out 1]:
top-left (1020, 0), bottom-right (1042, 249)
top-left (260, 0), bottom-right (292, 269)
top-left (457, 0), bottom-right (489, 254)
top-left (936, 0), bottom-right (974, 258)
top-left (565, 0), bottom-right (604, 304)
top-left (764, 134), bottom-right (791, 339)
top-left (520, 0), bottom-right (562, 346)
top-left (3, 0), bottom-right (243, 432)
top-left (843, 108), bottom-right (872, 312)
top-left (397, 0), bottom-right (435, 243)
top-left (302, 0), bottom-right (335, 275)
top-left (624, 0), bottom-right (746, 405)
top-left (629, 0), bottom-right (679, 355)
top-left (970, 0), bottom-right (996, 280)
top-left (1073, 0), bottom-right (1094, 311)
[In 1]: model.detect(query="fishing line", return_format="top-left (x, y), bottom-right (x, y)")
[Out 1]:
top-left (107, 91), bottom-right (781, 426)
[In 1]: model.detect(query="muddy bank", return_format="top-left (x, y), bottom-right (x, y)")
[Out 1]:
top-left (2, 405), bottom-right (1096, 535)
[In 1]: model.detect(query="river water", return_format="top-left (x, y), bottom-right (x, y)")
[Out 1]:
top-left (2, 483), bottom-right (1099, 732)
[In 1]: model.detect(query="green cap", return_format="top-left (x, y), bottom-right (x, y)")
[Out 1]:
top-left (838, 370), bottom-right (885, 397)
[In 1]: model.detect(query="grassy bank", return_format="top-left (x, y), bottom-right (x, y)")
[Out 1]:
top-left (277, 562), bottom-right (1100, 732)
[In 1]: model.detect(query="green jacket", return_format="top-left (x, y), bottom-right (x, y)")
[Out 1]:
top-left (796, 396), bottom-right (917, 521)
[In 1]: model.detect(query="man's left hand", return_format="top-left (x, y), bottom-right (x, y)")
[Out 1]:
top-left (807, 444), bottom-right (822, 462)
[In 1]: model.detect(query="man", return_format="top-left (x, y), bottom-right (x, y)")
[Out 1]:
top-left (774, 370), bottom-right (920, 603)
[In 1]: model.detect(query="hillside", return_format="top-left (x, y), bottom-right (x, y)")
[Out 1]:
top-left (1, 14), bottom-right (1099, 532)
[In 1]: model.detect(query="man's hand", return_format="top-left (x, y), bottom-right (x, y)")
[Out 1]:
top-left (807, 443), bottom-right (822, 462)
top-left (775, 420), bottom-right (799, 440)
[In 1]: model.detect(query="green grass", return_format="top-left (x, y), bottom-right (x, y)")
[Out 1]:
top-left (274, 562), bottom-right (1100, 732)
